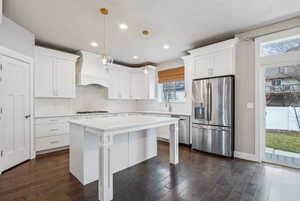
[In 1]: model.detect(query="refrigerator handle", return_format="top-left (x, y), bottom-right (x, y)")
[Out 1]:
top-left (206, 82), bottom-right (210, 122)
top-left (209, 82), bottom-right (212, 121)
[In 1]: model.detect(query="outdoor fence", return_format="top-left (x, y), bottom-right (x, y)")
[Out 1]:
top-left (266, 106), bottom-right (300, 131)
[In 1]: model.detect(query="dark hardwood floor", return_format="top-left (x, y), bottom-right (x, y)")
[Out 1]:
top-left (1, 142), bottom-right (300, 201)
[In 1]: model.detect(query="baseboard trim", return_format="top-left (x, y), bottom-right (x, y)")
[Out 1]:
top-left (234, 151), bottom-right (259, 162)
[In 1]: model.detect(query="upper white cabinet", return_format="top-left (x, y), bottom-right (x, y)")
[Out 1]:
top-left (188, 38), bottom-right (238, 79)
top-left (34, 47), bottom-right (79, 98)
top-left (130, 70), bottom-right (148, 100)
top-left (108, 64), bottom-right (156, 100)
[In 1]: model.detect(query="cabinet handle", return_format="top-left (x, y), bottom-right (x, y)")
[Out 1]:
top-left (49, 141), bottom-right (59, 144)
top-left (50, 129), bottom-right (59, 132)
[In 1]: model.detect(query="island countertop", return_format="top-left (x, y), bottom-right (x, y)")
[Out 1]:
top-left (68, 115), bottom-right (179, 132)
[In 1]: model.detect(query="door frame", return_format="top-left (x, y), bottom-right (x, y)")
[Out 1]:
top-left (255, 27), bottom-right (300, 163)
top-left (0, 46), bottom-right (34, 174)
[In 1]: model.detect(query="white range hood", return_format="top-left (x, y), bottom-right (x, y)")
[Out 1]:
top-left (76, 50), bottom-right (110, 87)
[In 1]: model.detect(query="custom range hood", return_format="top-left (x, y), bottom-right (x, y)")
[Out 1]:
top-left (76, 50), bottom-right (110, 87)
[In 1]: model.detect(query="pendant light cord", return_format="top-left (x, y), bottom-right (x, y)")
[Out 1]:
top-left (103, 14), bottom-right (106, 55)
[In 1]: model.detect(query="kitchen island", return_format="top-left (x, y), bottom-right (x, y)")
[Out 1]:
top-left (69, 115), bottom-right (179, 201)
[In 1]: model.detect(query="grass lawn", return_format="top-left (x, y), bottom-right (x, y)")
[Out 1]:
top-left (266, 132), bottom-right (300, 153)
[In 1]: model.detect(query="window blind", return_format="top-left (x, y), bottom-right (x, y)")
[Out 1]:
top-left (158, 66), bottom-right (184, 83)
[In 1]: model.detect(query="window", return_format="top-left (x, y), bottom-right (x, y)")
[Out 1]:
top-left (261, 35), bottom-right (300, 57)
top-left (158, 80), bottom-right (185, 102)
top-left (157, 66), bottom-right (185, 102)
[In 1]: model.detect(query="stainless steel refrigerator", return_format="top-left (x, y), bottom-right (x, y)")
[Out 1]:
top-left (192, 75), bottom-right (234, 157)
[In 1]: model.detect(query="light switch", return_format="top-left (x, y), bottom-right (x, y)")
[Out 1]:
top-left (247, 102), bottom-right (254, 109)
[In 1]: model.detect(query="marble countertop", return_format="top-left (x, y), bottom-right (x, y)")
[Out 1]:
top-left (69, 115), bottom-right (179, 132)
top-left (35, 111), bottom-right (191, 119)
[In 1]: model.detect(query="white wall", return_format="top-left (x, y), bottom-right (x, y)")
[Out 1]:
top-left (234, 40), bottom-right (256, 155)
top-left (0, 16), bottom-right (35, 58)
top-left (35, 85), bottom-right (137, 116)
top-left (136, 58), bottom-right (191, 114)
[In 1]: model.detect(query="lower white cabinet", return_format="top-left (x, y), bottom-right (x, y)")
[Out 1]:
top-left (36, 135), bottom-right (69, 152)
top-left (35, 117), bottom-right (70, 152)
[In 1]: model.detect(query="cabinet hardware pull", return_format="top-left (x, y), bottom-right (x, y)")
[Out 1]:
top-left (50, 129), bottom-right (59, 131)
top-left (49, 141), bottom-right (59, 144)
top-left (25, 115), bottom-right (31, 119)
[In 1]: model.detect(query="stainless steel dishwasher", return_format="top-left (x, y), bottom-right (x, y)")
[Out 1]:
top-left (171, 115), bottom-right (190, 145)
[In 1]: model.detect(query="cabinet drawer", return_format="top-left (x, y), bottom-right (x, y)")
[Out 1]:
top-left (35, 117), bottom-right (70, 125)
top-left (36, 135), bottom-right (69, 151)
top-left (35, 123), bottom-right (68, 137)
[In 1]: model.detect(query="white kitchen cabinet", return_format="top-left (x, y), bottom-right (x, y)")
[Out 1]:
top-left (35, 54), bottom-right (54, 97)
top-left (108, 67), bottom-right (130, 99)
top-left (34, 47), bottom-right (78, 98)
top-left (193, 54), bottom-right (211, 79)
top-left (130, 70), bottom-right (147, 99)
top-left (35, 116), bottom-right (71, 152)
top-left (189, 38), bottom-right (238, 79)
top-left (146, 67), bottom-right (157, 100)
top-left (108, 64), bottom-right (156, 100)
top-left (120, 70), bottom-right (131, 99)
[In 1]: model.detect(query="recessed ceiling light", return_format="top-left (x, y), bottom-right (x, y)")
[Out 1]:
top-left (163, 44), bottom-right (170, 49)
top-left (133, 56), bottom-right (139, 59)
top-left (90, 42), bottom-right (98, 47)
top-left (119, 24), bottom-right (128, 30)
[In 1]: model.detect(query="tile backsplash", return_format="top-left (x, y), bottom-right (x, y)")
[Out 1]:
top-left (34, 85), bottom-right (137, 116)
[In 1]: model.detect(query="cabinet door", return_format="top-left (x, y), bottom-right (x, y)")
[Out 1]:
top-left (119, 70), bottom-right (131, 99)
top-left (55, 59), bottom-right (76, 98)
top-left (108, 69), bottom-right (120, 99)
top-left (212, 48), bottom-right (234, 76)
top-left (147, 69), bottom-right (156, 99)
top-left (193, 55), bottom-right (211, 79)
top-left (35, 55), bottom-right (54, 97)
top-left (130, 71), bottom-right (147, 99)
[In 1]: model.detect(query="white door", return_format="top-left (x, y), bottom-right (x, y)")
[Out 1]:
top-left (0, 56), bottom-right (30, 172)
top-left (55, 59), bottom-right (76, 98)
top-left (34, 54), bottom-right (54, 97)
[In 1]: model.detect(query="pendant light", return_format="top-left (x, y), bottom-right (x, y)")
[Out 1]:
top-left (142, 30), bottom-right (150, 74)
top-left (100, 8), bottom-right (113, 67)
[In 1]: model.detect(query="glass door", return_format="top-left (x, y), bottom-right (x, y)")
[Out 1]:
top-left (264, 64), bottom-right (300, 167)
top-left (258, 28), bottom-right (300, 168)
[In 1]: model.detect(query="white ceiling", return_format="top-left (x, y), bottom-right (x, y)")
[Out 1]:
top-left (3, 0), bottom-right (300, 66)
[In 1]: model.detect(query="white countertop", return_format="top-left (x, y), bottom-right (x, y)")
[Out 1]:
top-left (135, 111), bottom-right (191, 116)
top-left (35, 111), bottom-right (191, 119)
top-left (69, 115), bottom-right (179, 132)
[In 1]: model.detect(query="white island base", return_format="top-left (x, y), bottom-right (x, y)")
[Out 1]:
top-left (69, 115), bottom-right (179, 201)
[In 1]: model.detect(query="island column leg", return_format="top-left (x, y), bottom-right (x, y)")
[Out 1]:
top-left (97, 133), bottom-right (113, 201)
top-left (169, 122), bottom-right (179, 164)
